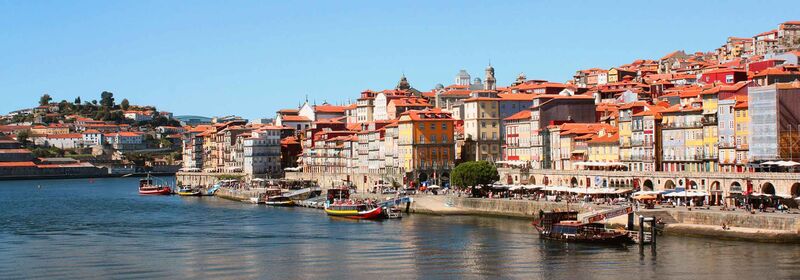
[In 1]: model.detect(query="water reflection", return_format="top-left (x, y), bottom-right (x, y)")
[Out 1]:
top-left (1, 178), bottom-right (800, 279)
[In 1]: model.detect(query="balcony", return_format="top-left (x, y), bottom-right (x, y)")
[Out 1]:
top-left (736, 143), bottom-right (749, 150)
top-left (662, 122), bottom-right (703, 129)
top-left (718, 142), bottom-right (736, 149)
top-left (701, 116), bottom-right (717, 125)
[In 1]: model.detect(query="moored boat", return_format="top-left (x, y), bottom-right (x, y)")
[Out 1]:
top-left (138, 175), bottom-right (172, 195)
top-left (323, 187), bottom-right (384, 219)
top-left (532, 210), bottom-right (633, 244)
top-left (176, 186), bottom-right (201, 196)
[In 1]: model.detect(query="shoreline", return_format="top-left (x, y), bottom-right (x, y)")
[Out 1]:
top-left (397, 195), bottom-right (800, 243)
top-left (0, 172), bottom-right (177, 181)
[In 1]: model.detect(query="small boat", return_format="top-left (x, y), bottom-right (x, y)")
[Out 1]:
top-left (265, 196), bottom-right (295, 206)
top-left (176, 186), bottom-right (201, 196)
top-left (261, 188), bottom-right (295, 206)
top-left (323, 187), bottom-right (384, 219)
top-left (138, 175), bottom-right (172, 195)
top-left (532, 210), bottom-right (633, 244)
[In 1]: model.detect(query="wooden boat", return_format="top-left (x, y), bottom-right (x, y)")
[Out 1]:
top-left (176, 186), bottom-right (201, 196)
top-left (323, 187), bottom-right (384, 219)
top-left (532, 210), bottom-right (633, 244)
top-left (265, 196), bottom-right (295, 206)
top-left (138, 175), bottom-right (172, 195)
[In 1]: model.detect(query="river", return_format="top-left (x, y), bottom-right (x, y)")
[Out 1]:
top-left (1, 178), bottom-right (799, 279)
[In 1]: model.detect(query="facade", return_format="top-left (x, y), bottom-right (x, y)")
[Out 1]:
top-left (502, 110), bottom-right (531, 162)
top-left (529, 95), bottom-right (596, 169)
top-left (748, 81), bottom-right (800, 162)
top-left (398, 109), bottom-right (455, 186)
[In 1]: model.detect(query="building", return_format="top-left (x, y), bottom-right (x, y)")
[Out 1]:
top-left (241, 126), bottom-right (282, 178)
top-left (660, 103), bottom-right (704, 172)
top-left (398, 109), bottom-right (455, 186)
top-left (529, 95), bottom-right (596, 169)
top-left (463, 92), bottom-right (500, 162)
top-left (502, 110), bottom-right (531, 162)
top-left (387, 97), bottom-right (432, 120)
top-left (733, 97), bottom-right (751, 172)
top-left (748, 81), bottom-right (800, 163)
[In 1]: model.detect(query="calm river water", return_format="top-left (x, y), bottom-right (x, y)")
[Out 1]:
top-left (1, 178), bottom-right (799, 279)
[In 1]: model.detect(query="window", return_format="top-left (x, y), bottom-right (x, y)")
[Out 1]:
top-left (419, 124), bottom-right (424, 130)
top-left (441, 123), bottom-right (447, 129)
top-left (430, 123), bottom-right (436, 130)
top-left (442, 135), bottom-right (448, 142)
top-left (430, 135), bottom-right (437, 143)
top-left (481, 122), bottom-right (486, 128)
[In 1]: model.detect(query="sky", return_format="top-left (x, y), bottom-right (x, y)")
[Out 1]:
top-left (1, 0), bottom-right (798, 119)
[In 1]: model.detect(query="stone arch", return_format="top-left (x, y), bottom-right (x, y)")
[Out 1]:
top-left (710, 181), bottom-right (721, 191)
top-left (570, 177), bottom-right (578, 187)
top-left (761, 182), bottom-right (775, 195)
top-left (688, 180), bottom-right (698, 190)
top-left (664, 179), bottom-right (676, 189)
top-left (643, 179), bottom-right (654, 191)
top-left (792, 183), bottom-right (800, 198)
top-left (730, 181), bottom-right (743, 193)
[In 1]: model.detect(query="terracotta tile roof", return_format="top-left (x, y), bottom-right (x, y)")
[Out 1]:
top-left (399, 108), bottom-right (454, 122)
top-left (587, 133), bottom-right (620, 144)
top-left (0, 149), bottom-right (32, 154)
top-left (314, 105), bottom-right (347, 113)
top-left (503, 110), bottom-right (531, 121)
top-left (281, 115), bottom-right (311, 122)
top-left (497, 93), bottom-right (537, 101)
top-left (0, 161), bottom-right (36, 167)
top-left (390, 97), bottom-right (432, 107)
top-left (46, 133), bottom-right (83, 139)
top-left (441, 89), bottom-right (471, 96)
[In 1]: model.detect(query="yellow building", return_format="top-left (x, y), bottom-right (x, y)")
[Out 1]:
top-left (734, 97), bottom-right (750, 172)
top-left (398, 109), bottom-right (455, 185)
top-left (588, 133), bottom-right (620, 163)
top-left (463, 94), bottom-right (501, 161)
top-left (701, 90), bottom-right (719, 172)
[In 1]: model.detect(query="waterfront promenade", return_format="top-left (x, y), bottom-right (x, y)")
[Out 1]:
top-left (353, 193), bottom-right (800, 242)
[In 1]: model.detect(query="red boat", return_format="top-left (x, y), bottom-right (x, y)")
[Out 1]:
top-left (324, 187), bottom-right (385, 219)
top-left (138, 177), bottom-right (172, 195)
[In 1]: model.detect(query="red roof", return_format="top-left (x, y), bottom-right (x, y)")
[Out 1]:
top-left (281, 115), bottom-right (311, 122)
top-left (46, 134), bottom-right (83, 139)
top-left (503, 110), bottom-right (531, 121)
top-left (0, 161), bottom-right (36, 167)
top-left (314, 105), bottom-right (347, 113)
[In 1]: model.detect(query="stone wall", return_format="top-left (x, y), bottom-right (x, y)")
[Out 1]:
top-left (285, 171), bottom-right (402, 192)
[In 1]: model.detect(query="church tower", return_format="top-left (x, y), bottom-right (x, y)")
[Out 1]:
top-left (484, 64), bottom-right (496, 90)
top-left (396, 74), bottom-right (411, 91)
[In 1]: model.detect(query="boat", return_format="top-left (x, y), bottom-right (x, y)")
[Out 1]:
top-left (265, 196), bottom-right (295, 206)
top-left (532, 210), bottom-right (633, 244)
top-left (323, 187), bottom-right (384, 219)
top-left (264, 188), bottom-right (295, 206)
top-left (138, 174), bottom-right (172, 195)
top-left (176, 186), bottom-right (201, 196)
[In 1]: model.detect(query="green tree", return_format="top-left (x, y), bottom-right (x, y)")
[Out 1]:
top-left (100, 91), bottom-right (115, 108)
top-left (16, 130), bottom-right (31, 147)
top-left (39, 94), bottom-right (52, 106)
top-left (120, 98), bottom-right (130, 110)
top-left (450, 161), bottom-right (499, 189)
top-left (91, 100), bottom-right (98, 106)
top-left (74, 96), bottom-right (81, 104)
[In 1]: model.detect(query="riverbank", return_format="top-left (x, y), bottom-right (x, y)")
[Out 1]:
top-left (0, 172), bottom-right (177, 181)
top-left (388, 195), bottom-right (800, 243)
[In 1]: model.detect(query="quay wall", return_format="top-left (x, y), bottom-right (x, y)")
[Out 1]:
top-left (377, 195), bottom-right (800, 242)
top-left (285, 171), bottom-right (402, 191)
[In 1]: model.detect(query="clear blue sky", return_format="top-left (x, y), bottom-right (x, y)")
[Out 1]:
top-left (1, 1), bottom-right (797, 119)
